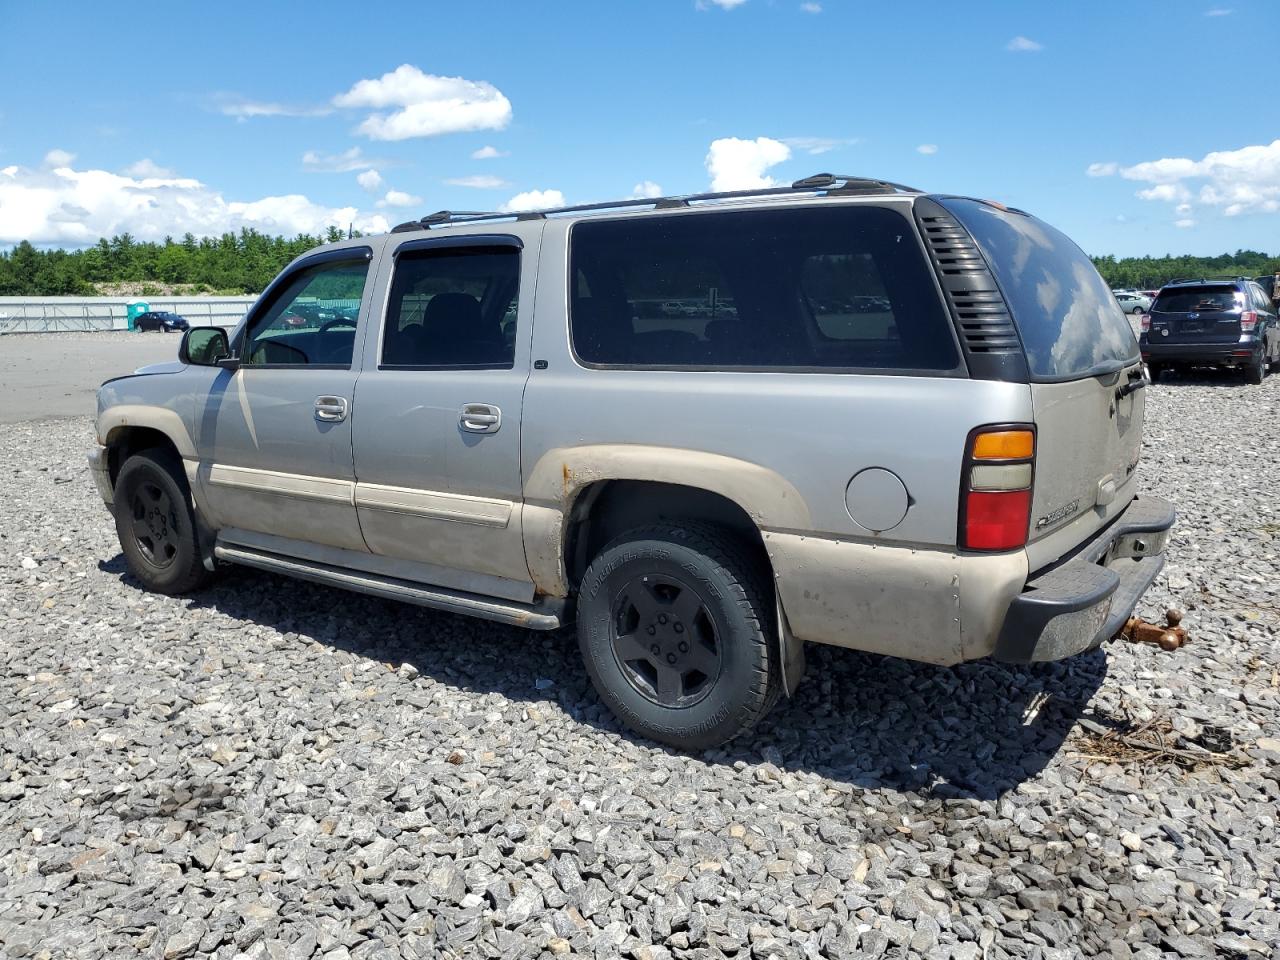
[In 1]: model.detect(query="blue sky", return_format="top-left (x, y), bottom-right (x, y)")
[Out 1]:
top-left (1, 0), bottom-right (1276, 257)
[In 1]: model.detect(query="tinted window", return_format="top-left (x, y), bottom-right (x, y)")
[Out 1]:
top-left (1151, 286), bottom-right (1240, 314)
top-left (569, 206), bottom-right (958, 371)
top-left (242, 258), bottom-right (368, 366)
top-left (381, 246), bottom-right (519, 368)
top-left (940, 198), bottom-right (1138, 379)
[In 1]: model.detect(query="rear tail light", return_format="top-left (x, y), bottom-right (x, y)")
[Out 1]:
top-left (1140, 313), bottom-right (1151, 333)
top-left (1241, 310), bottom-right (1258, 332)
top-left (960, 426), bottom-right (1035, 551)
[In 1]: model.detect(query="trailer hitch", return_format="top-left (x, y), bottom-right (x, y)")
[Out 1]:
top-left (1116, 608), bottom-right (1187, 651)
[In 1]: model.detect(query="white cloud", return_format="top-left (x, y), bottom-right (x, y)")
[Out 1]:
top-left (630, 180), bottom-right (663, 199)
top-left (0, 159), bottom-right (389, 246)
top-left (916, 144), bottom-right (939, 156)
top-left (1175, 202), bottom-right (1192, 215)
top-left (800, 2), bottom-right (822, 11)
top-left (44, 149), bottom-right (75, 168)
top-left (333, 65), bottom-right (512, 141)
top-left (1086, 161), bottom-right (1118, 177)
top-left (700, 0), bottom-right (748, 8)
top-left (500, 189), bottom-right (566, 213)
top-left (783, 136), bottom-right (856, 155)
top-left (302, 147), bottom-right (382, 173)
top-left (1097, 139), bottom-right (1280, 217)
top-left (705, 137), bottom-right (791, 191)
top-left (377, 190), bottom-right (423, 208)
top-left (1175, 219), bottom-right (1196, 228)
top-left (121, 158), bottom-right (174, 178)
top-left (471, 145), bottom-right (507, 160)
top-left (1205, 7), bottom-right (1232, 14)
top-left (356, 169), bottom-right (384, 192)
top-left (218, 99), bottom-right (331, 120)
top-left (1006, 36), bottom-right (1043, 52)
top-left (445, 175), bottom-right (510, 189)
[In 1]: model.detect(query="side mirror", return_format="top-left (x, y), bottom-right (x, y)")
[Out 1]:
top-left (179, 327), bottom-right (232, 367)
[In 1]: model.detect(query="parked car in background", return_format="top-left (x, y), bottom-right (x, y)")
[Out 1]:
top-left (1115, 292), bottom-right (1152, 314)
top-left (134, 311), bottom-right (190, 333)
top-left (89, 174), bottom-right (1176, 749)
top-left (1142, 278), bottom-right (1280, 384)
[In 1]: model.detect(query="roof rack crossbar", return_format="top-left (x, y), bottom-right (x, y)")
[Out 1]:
top-left (390, 173), bottom-right (921, 234)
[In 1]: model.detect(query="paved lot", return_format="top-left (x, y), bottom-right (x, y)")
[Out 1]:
top-left (0, 341), bottom-right (1277, 959)
top-left (0, 332), bottom-right (178, 424)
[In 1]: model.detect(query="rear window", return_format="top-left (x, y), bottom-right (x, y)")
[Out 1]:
top-left (1151, 286), bottom-right (1241, 314)
top-left (939, 198), bottom-right (1138, 379)
top-left (569, 205), bottom-right (959, 372)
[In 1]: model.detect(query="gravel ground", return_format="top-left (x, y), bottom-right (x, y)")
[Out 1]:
top-left (1, 371), bottom-right (1278, 960)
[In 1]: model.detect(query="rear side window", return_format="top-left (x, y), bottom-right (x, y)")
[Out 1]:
top-left (939, 198), bottom-right (1138, 379)
top-left (381, 246), bottom-right (519, 369)
top-left (569, 205), bottom-right (959, 372)
top-left (1151, 286), bottom-right (1241, 314)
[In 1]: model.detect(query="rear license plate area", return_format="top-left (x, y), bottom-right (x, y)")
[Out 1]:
top-left (1181, 321), bottom-right (1203, 333)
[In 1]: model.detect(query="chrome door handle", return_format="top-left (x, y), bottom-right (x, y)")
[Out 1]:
top-left (314, 396), bottom-right (349, 422)
top-left (460, 403), bottom-right (501, 434)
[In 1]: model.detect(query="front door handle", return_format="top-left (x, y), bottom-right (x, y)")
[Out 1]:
top-left (314, 396), bottom-right (349, 422)
top-left (460, 402), bottom-right (501, 434)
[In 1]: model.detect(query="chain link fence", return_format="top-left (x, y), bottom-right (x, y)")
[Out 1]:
top-left (0, 297), bottom-right (258, 334)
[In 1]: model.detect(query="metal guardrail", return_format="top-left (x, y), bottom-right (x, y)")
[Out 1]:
top-left (0, 297), bottom-right (259, 334)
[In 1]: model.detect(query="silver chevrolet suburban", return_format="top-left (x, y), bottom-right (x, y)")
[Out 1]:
top-left (89, 174), bottom-right (1177, 749)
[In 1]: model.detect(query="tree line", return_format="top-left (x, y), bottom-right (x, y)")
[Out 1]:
top-left (0, 228), bottom-right (356, 297)
top-left (1, 229), bottom-right (1278, 297)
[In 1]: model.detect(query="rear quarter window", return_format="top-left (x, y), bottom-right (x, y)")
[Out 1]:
top-left (569, 205), bottom-right (960, 373)
top-left (939, 198), bottom-right (1138, 380)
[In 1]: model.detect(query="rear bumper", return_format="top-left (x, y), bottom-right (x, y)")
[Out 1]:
top-left (1141, 339), bottom-right (1260, 364)
top-left (994, 496), bottom-right (1176, 663)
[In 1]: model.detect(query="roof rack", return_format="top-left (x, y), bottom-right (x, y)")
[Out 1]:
top-left (390, 173), bottom-right (921, 234)
top-left (1166, 276), bottom-right (1251, 285)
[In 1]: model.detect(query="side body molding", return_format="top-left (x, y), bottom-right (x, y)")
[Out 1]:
top-left (522, 444), bottom-right (811, 598)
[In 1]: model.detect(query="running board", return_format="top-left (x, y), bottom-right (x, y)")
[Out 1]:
top-left (213, 544), bottom-right (563, 630)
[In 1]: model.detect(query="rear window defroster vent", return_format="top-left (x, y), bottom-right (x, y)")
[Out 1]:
top-left (914, 197), bottom-right (1028, 381)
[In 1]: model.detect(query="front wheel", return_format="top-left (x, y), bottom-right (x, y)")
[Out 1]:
top-left (113, 449), bottom-right (213, 594)
top-left (576, 524), bottom-right (780, 750)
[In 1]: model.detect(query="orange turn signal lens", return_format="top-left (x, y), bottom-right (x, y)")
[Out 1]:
top-left (972, 430), bottom-right (1034, 461)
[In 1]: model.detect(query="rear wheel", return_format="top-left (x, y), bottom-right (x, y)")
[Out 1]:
top-left (1245, 352), bottom-right (1265, 385)
top-left (576, 523), bottom-right (780, 750)
top-left (113, 449), bottom-right (212, 595)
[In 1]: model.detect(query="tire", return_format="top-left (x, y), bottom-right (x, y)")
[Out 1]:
top-left (113, 448), bottom-right (213, 595)
top-left (1245, 352), bottom-right (1265, 385)
top-left (1132, 306), bottom-right (1144, 315)
top-left (576, 523), bottom-right (780, 750)
top-left (1146, 362), bottom-right (1163, 382)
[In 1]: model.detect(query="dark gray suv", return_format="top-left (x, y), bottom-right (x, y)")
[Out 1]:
top-left (1141, 278), bottom-right (1280, 383)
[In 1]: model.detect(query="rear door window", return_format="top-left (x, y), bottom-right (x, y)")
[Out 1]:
top-left (1151, 286), bottom-right (1240, 314)
top-left (380, 246), bottom-right (519, 369)
top-left (938, 198), bottom-right (1138, 380)
top-left (569, 205), bottom-right (959, 372)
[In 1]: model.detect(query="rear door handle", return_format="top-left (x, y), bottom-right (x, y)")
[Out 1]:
top-left (460, 403), bottom-right (501, 434)
top-left (314, 396), bottom-right (349, 422)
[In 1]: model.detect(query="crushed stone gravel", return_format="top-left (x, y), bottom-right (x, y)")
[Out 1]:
top-left (1, 368), bottom-right (1277, 959)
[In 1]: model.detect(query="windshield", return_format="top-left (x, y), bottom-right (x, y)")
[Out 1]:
top-left (939, 198), bottom-right (1139, 379)
top-left (1151, 286), bottom-right (1240, 313)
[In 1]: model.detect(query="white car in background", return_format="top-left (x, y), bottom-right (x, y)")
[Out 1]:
top-left (1115, 292), bottom-right (1152, 314)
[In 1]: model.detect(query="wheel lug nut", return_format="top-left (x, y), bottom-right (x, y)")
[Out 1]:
top-left (647, 626), bottom-right (656, 635)
top-left (666, 654), bottom-right (677, 664)
top-left (659, 615), bottom-right (668, 624)
top-left (678, 641), bottom-right (688, 653)
top-left (650, 644), bottom-right (660, 655)
top-left (674, 623), bottom-right (684, 633)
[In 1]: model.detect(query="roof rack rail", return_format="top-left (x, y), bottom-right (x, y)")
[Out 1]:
top-left (1166, 276), bottom-right (1251, 285)
top-left (389, 172), bottom-right (922, 234)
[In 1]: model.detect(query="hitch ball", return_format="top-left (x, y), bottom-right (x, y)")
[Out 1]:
top-left (1118, 608), bottom-right (1187, 651)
